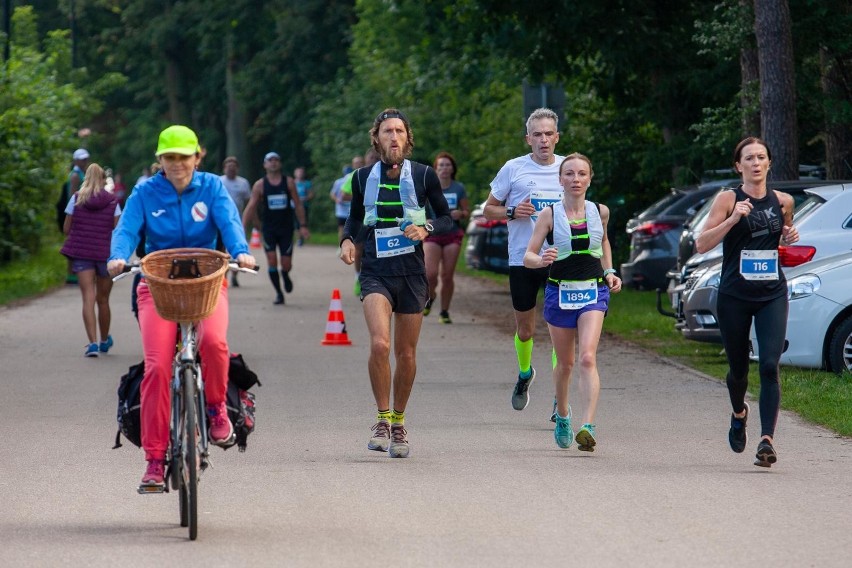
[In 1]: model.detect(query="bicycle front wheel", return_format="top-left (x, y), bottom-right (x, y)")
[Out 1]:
top-left (182, 366), bottom-right (199, 541)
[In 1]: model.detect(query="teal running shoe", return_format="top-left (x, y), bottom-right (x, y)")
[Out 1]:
top-left (553, 405), bottom-right (573, 449)
top-left (99, 335), bottom-right (113, 353)
top-left (576, 424), bottom-right (597, 452)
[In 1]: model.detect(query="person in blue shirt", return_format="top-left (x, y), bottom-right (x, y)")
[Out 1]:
top-left (108, 125), bottom-right (256, 489)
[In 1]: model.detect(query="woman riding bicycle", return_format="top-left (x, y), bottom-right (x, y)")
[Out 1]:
top-left (108, 125), bottom-right (256, 487)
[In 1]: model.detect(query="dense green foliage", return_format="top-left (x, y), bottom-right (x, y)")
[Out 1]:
top-left (1, 0), bottom-right (850, 265)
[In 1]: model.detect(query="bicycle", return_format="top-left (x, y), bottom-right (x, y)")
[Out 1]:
top-left (114, 248), bottom-right (256, 540)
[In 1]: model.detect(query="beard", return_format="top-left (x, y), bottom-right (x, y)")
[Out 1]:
top-left (379, 143), bottom-right (411, 166)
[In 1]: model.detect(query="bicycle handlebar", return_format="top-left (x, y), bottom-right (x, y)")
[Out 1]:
top-left (112, 260), bottom-right (258, 282)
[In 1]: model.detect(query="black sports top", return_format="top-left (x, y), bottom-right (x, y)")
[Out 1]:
top-left (719, 185), bottom-right (787, 301)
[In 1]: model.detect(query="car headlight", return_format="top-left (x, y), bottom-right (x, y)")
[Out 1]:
top-left (695, 267), bottom-right (721, 289)
top-left (787, 274), bottom-right (820, 300)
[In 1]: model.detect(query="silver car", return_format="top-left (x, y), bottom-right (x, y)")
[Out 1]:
top-left (750, 250), bottom-right (852, 373)
top-left (679, 183), bottom-right (852, 343)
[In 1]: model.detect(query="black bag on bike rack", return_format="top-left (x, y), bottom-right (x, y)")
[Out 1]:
top-left (113, 361), bottom-right (145, 448)
top-left (112, 354), bottom-right (260, 451)
top-left (224, 353), bottom-right (261, 452)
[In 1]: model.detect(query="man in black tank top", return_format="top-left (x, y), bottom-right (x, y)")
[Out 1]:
top-left (695, 137), bottom-right (799, 468)
top-left (242, 152), bottom-right (309, 304)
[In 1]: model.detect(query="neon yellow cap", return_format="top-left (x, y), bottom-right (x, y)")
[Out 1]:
top-left (156, 125), bottom-right (200, 156)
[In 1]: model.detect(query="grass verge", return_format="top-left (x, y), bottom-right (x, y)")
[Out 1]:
top-left (0, 240), bottom-right (67, 306)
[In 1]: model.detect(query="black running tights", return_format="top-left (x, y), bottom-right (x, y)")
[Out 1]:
top-left (716, 292), bottom-right (788, 439)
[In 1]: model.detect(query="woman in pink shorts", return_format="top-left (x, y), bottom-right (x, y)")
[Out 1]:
top-left (423, 152), bottom-right (469, 323)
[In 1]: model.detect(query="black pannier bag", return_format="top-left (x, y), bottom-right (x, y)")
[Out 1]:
top-left (113, 354), bottom-right (261, 451)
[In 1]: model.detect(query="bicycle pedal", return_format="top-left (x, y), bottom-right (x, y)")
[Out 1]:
top-left (137, 483), bottom-right (167, 495)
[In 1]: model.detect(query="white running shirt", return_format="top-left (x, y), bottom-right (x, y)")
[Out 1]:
top-left (489, 153), bottom-right (564, 266)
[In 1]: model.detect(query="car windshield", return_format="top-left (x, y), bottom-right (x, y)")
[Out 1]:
top-left (638, 191), bottom-right (682, 219)
top-left (686, 194), bottom-right (717, 231)
top-left (793, 195), bottom-right (826, 222)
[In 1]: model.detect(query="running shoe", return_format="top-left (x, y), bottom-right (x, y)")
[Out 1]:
top-left (273, 293), bottom-right (285, 305)
top-left (99, 335), bottom-right (113, 353)
top-left (141, 459), bottom-right (165, 486)
top-left (85, 343), bottom-right (99, 357)
top-left (282, 272), bottom-right (293, 293)
top-left (389, 423), bottom-right (410, 458)
top-left (423, 297), bottom-right (434, 316)
top-left (439, 310), bottom-right (452, 324)
top-left (511, 367), bottom-right (535, 411)
top-left (553, 405), bottom-right (573, 449)
top-left (368, 419), bottom-right (391, 452)
top-left (754, 439), bottom-right (778, 468)
top-left (728, 402), bottom-right (749, 453)
top-left (576, 424), bottom-right (597, 452)
top-left (550, 398), bottom-right (557, 423)
top-left (207, 402), bottom-right (235, 446)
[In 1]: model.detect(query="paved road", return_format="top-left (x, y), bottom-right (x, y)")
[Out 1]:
top-left (0, 244), bottom-right (849, 567)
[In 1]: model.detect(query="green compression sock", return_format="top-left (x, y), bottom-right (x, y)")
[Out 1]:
top-left (514, 334), bottom-right (533, 377)
top-left (390, 410), bottom-right (405, 425)
top-left (377, 409), bottom-right (392, 423)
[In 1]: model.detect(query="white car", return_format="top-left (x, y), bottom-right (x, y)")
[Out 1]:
top-left (750, 250), bottom-right (852, 373)
top-left (781, 184), bottom-right (852, 267)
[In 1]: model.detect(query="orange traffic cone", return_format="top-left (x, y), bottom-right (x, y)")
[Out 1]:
top-left (249, 228), bottom-right (261, 249)
top-left (321, 289), bottom-right (352, 345)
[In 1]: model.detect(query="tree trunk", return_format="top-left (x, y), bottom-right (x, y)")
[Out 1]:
top-left (754, 0), bottom-right (798, 181)
top-left (739, 0), bottom-right (760, 135)
top-left (225, 31), bottom-right (249, 169)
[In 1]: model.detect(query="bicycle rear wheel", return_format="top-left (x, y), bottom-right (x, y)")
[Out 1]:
top-left (182, 366), bottom-right (199, 541)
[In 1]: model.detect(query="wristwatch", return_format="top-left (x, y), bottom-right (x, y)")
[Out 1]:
top-left (424, 222), bottom-right (434, 234)
top-left (506, 206), bottom-right (516, 220)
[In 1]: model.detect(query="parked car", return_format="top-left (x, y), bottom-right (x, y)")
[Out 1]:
top-left (465, 201), bottom-right (509, 273)
top-left (677, 182), bottom-right (852, 343)
top-left (659, 180), bottom-right (849, 325)
top-left (620, 179), bottom-right (736, 290)
top-left (750, 250), bottom-right (852, 373)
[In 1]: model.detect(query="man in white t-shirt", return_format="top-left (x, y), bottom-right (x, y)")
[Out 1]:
top-left (484, 108), bottom-right (564, 416)
top-left (220, 156), bottom-right (252, 286)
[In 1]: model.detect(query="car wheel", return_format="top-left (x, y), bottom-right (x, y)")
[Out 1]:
top-left (828, 314), bottom-right (852, 375)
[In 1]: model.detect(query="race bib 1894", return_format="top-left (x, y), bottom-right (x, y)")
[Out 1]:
top-left (558, 280), bottom-right (598, 310)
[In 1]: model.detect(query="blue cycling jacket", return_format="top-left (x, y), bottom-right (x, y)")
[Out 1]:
top-left (110, 170), bottom-right (249, 261)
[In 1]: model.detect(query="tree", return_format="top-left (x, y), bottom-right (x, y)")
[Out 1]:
top-left (754, 0), bottom-right (798, 180)
top-left (0, 7), bottom-right (89, 262)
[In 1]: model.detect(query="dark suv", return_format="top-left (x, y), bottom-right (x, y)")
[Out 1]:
top-left (464, 201), bottom-right (509, 273)
top-left (620, 180), bottom-right (736, 290)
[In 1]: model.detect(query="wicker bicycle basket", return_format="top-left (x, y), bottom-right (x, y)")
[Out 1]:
top-left (140, 248), bottom-right (230, 322)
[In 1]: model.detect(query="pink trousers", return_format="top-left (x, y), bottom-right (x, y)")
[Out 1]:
top-left (137, 280), bottom-right (230, 461)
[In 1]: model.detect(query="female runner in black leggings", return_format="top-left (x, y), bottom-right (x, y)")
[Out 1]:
top-left (695, 137), bottom-right (799, 467)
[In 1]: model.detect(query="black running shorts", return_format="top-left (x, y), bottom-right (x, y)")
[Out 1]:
top-left (509, 265), bottom-right (549, 312)
top-left (360, 273), bottom-right (428, 314)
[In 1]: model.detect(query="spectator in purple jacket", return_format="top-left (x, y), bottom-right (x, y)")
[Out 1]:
top-left (60, 163), bottom-right (121, 357)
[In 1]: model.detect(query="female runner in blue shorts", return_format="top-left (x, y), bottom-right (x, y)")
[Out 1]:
top-left (523, 153), bottom-right (621, 450)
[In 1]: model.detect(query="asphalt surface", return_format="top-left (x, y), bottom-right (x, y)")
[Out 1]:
top-left (0, 243), bottom-right (849, 567)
